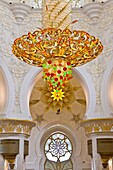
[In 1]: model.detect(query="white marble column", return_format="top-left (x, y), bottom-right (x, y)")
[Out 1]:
top-left (16, 138), bottom-right (25, 170)
top-left (4, 159), bottom-right (8, 170)
top-left (92, 137), bottom-right (98, 170)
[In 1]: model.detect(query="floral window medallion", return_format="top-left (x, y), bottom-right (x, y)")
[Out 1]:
top-left (44, 133), bottom-right (72, 162)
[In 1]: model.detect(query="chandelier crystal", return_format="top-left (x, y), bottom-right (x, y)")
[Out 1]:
top-left (12, 0), bottom-right (103, 102)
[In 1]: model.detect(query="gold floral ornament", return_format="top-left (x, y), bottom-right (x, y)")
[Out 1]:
top-left (12, 28), bottom-right (103, 67)
top-left (51, 89), bottom-right (65, 101)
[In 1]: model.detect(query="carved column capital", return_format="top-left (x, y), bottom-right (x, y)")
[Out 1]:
top-left (0, 118), bottom-right (35, 137)
top-left (81, 118), bottom-right (113, 135)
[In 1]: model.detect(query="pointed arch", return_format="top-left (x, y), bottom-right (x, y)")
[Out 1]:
top-left (20, 66), bottom-right (96, 119)
top-left (0, 58), bottom-right (15, 117)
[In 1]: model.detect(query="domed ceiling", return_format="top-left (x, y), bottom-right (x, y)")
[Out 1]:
top-left (29, 71), bottom-right (86, 128)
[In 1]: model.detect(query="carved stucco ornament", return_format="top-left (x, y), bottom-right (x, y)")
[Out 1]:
top-left (83, 2), bottom-right (102, 22)
top-left (0, 119), bottom-right (35, 136)
top-left (81, 118), bottom-right (113, 135)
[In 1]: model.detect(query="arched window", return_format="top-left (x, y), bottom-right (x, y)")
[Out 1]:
top-left (44, 132), bottom-right (73, 170)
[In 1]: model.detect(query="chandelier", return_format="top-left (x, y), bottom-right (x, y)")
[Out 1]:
top-left (12, 0), bottom-right (103, 102)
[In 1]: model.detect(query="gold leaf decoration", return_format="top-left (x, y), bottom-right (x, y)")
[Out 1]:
top-left (73, 87), bottom-right (80, 91)
top-left (30, 99), bottom-right (40, 105)
top-left (30, 81), bottom-right (86, 113)
top-left (67, 106), bottom-right (73, 113)
top-left (71, 114), bottom-right (82, 123)
top-left (34, 114), bottom-right (44, 123)
top-left (35, 87), bottom-right (43, 91)
top-left (44, 107), bottom-right (50, 113)
top-left (76, 99), bottom-right (86, 105)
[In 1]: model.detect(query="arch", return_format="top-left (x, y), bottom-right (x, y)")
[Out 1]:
top-left (20, 66), bottom-right (96, 119)
top-left (20, 67), bottom-right (42, 119)
top-left (74, 66), bottom-right (96, 118)
top-left (35, 121), bottom-right (81, 170)
top-left (101, 58), bottom-right (113, 116)
top-left (0, 58), bottom-right (15, 117)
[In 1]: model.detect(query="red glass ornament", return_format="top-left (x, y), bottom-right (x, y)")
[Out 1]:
top-left (58, 82), bottom-right (60, 86)
top-left (57, 70), bottom-right (61, 74)
top-left (48, 60), bottom-right (52, 64)
top-left (51, 73), bottom-right (54, 77)
top-left (46, 73), bottom-right (50, 76)
top-left (59, 64), bottom-right (62, 66)
top-left (63, 67), bottom-right (67, 71)
top-left (67, 61), bottom-right (71, 65)
top-left (55, 78), bottom-right (58, 81)
top-left (60, 76), bottom-right (63, 79)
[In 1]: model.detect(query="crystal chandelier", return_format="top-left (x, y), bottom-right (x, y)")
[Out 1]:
top-left (12, 0), bottom-right (103, 102)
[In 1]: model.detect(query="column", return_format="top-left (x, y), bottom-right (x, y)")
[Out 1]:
top-left (92, 137), bottom-right (98, 170)
top-left (16, 138), bottom-right (25, 170)
top-left (111, 157), bottom-right (113, 170)
top-left (4, 160), bottom-right (8, 170)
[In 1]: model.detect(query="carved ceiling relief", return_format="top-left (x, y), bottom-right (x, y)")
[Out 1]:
top-left (23, 13), bottom-right (42, 33)
top-left (73, 2), bottom-right (113, 67)
top-left (97, 5), bottom-right (113, 57)
top-left (72, 3), bottom-right (113, 112)
top-left (0, 4), bottom-right (15, 31)
top-left (0, 3), bottom-right (42, 115)
top-left (29, 75), bottom-right (86, 129)
top-left (87, 58), bottom-right (105, 107)
top-left (72, 11), bottom-right (92, 33)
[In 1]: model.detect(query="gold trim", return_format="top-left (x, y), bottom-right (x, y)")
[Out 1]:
top-left (81, 118), bottom-right (113, 123)
top-left (0, 118), bottom-right (35, 123)
top-left (0, 119), bottom-right (35, 136)
top-left (81, 118), bottom-right (113, 135)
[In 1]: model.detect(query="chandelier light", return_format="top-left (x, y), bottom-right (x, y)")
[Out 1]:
top-left (12, 0), bottom-right (103, 102)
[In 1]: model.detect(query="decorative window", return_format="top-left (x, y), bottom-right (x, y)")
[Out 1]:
top-left (44, 132), bottom-right (73, 170)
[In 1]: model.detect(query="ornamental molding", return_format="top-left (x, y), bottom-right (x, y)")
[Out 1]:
top-left (0, 0), bottom-right (113, 21)
top-left (81, 118), bottom-right (113, 135)
top-left (83, 2), bottom-right (103, 21)
top-left (9, 62), bottom-right (29, 78)
top-left (10, 3), bottom-right (31, 21)
top-left (0, 119), bottom-right (35, 136)
top-left (0, 0), bottom-right (38, 21)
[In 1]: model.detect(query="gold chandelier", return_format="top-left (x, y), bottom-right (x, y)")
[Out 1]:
top-left (12, 0), bottom-right (103, 102)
